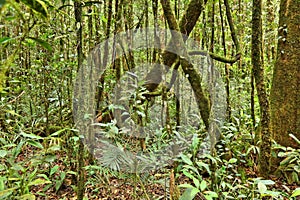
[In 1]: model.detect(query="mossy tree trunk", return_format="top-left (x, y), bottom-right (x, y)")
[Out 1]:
top-left (145, 0), bottom-right (207, 91)
top-left (270, 0), bottom-right (300, 150)
top-left (160, 0), bottom-right (211, 130)
top-left (74, 1), bottom-right (85, 199)
top-left (251, 0), bottom-right (272, 177)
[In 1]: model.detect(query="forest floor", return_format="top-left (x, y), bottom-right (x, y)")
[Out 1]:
top-left (15, 145), bottom-right (299, 200)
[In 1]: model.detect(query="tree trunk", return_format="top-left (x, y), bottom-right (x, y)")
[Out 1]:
top-left (74, 1), bottom-right (85, 199)
top-left (270, 0), bottom-right (300, 149)
top-left (252, 0), bottom-right (272, 176)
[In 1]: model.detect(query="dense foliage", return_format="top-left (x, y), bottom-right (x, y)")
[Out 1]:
top-left (0, 0), bottom-right (299, 199)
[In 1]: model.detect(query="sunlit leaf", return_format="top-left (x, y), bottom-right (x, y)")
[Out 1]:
top-left (291, 188), bottom-right (300, 197)
top-left (20, 131), bottom-right (44, 140)
top-left (178, 184), bottom-right (194, 188)
top-left (182, 170), bottom-right (196, 180)
top-left (204, 191), bottom-right (218, 198)
top-left (0, 150), bottom-right (7, 158)
top-left (289, 134), bottom-right (300, 145)
top-left (0, 37), bottom-right (12, 44)
top-left (228, 158), bottom-right (237, 164)
top-left (200, 180), bottom-right (207, 191)
top-left (280, 156), bottom-right (294, 166)
top-left (193, 177), bottom-right (200, 188)
top-left (19, 193), bottom-right (35, 200)
top-left (179, 187), bottom-right (199, 200)
top-left (47, 145), bottom-right (61, 152)
top-left (257, 182), bottom-right (267, 194)
top-left (44, 154), bottom-right (56, 162)
top-left (28, 178), bottom-right (51, 186)
top-left (181, 154), bottom-right (193, 166)
top-left (0, 187), bottom-right (18, 198)
top-left (49, 128), bottom-right (67, 137)
top-left (258, 179), bottom-right (275, 185)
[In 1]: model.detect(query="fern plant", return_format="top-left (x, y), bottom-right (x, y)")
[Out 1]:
top-left (274, 134), bottom-right (300, 184)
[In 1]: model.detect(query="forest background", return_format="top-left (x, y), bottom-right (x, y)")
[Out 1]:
top-left (0, 0), bottom-right (299, 199)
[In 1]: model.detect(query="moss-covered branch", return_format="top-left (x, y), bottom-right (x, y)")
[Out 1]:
top-left (189, 50), bottom-right (241, 64)
top-left (145, 0), bottom-right (207, 92)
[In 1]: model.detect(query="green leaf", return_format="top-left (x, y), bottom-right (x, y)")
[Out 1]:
top-left (182, 170), bottom-right (196, 180)
top-left (44, 154), bottom-right (56, 162)
top-left (0, 177), bottom-right (5, 190)
top-left (178, 184), bottom-right (194, 188)
top-left (37, 174), bottom-right (50, 181)
top-left (196, 161), bottom-right (211, 175)
top-left (228, 158), bottom-right (237, 164)
top-left (289, 134), bottom-right (300, 145)
top-left (261, 190), bottom-right (280, 197)
top-left (49, 128), bottom-right (67, 137)
top-left (200, 180), bottom-right (207, 191)
top-left (259, 180), bottom-right (275, 185)
top-left (0, 187), bottom-right (18, 198)
top-left (50, 165), bottom-right (59, 176)
top-left (109, 125), bottom-right (119, 135)
top-left (291, 188), bottom-right (300, 197)
top-left (27, 140), bottom-right (44, 149)
top-left (0, 37), bottom-right (12, 44)
top-left (13, 140), bottom-right (25, 158)
top-left (4, 109), bottom-right (21, 117)
top-left (193, 177), bottom-right (200, 188)
top-left (55, 172), bottom-right (66, 191)
top-left (19, 193), bottom-right (36, 200)
top-left (257, 182), bottom-right (267, 194)
top-left (27, 37), bottom-right (52, 51)
top-left (191, 134), bottom-right (199, 149)
top-left (29, 168), bottom-right (38, 181)
top-left (280, 156), bottom-right (294, 166)
top-left (20, 131), bottom-right (44, 140)
top-left (179, 187), bottom-right (199, 200)
top-left (204, 191), bottom-right (218, 198)
top-left (47, 145), bottom-right (61, 152)
top-left (181, 154), bottom-right (193, 166)
top-left (0, 150), bottom-right (7, 158)
top-left (101, 15), bottom-right (108, 23)
top-left (28, 178), bottom-right (51, 186)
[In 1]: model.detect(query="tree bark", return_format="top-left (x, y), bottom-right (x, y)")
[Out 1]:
top-left (74, 1), bottom-right (85, 199)
top-left (270, 0), bottom-right (300, 149)
top-left (252, 0), bottom-right (272, 176)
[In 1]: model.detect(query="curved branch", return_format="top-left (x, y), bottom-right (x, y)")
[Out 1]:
top-left (189, 50), bottom-right (241, 64)
top-left (224, 0), bottom-right (240, 53)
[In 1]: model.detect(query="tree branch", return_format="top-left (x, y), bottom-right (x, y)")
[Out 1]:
top-left (160, 0), bottom-right (210, 129)
top-left (189, 50), bottom-right (241, 64)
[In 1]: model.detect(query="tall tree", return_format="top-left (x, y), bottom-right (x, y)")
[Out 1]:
top-left (252, 0), bottom-right (272, 176)
top-left (74, 0), bottom-right (85, 199)
top-left (270, 0), bottom-right (300, 150)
